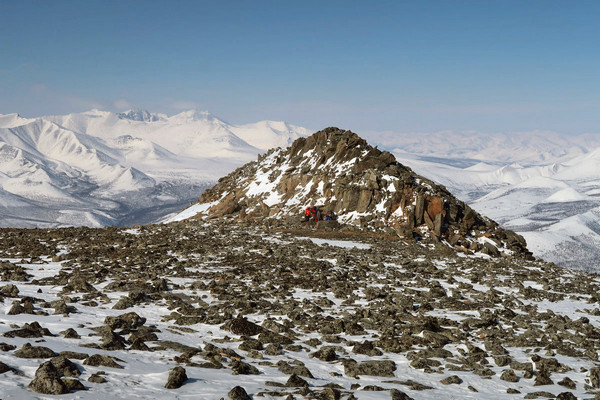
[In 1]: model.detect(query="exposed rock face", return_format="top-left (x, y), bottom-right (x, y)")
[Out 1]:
top-left (28, 361), bottom-right (69, 395)
top-left (165, 366), bottom-right (187, 389)
top-left (181, 127), bottom-right (530, 257)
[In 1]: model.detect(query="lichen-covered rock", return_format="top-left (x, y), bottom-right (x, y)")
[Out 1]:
top-left (50, 356), bottom-right (81, 377)
top-left (105, 312), bottom-right (146, 330)
top-left (0, 361), bottom-right (18, 375)
top-left (343, 360), bottom-right (396, 378)
top-left (4, 321), bottom-right (52, 338)
top-left (441, 375), bottom-right (463, 385)
top-left (83, 354), bottom-right (123, 369)
top-left (28, 361), bottom-right (69, 395)
top-left (14, 343), bottom-right (57, 359)
top-left (223, 316), bottom-right (263, 336)
top-left (285, 373), bottom-right (309, 387)
top-left (165, 366), bottom-right (187, 389)
top-left (228, 385), bottom-right (251, 400)
top-left (88, 372), bottom-right (108, 383)
top-left (390, 389), bottom-right (415, 400)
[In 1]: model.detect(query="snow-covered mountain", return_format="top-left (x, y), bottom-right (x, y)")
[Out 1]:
top-left (0, 109), bottom-right (309, 227)
top-left (3, 109), bottom-right (599, 270)
top-left (385, 130), bottom-right (600, 271)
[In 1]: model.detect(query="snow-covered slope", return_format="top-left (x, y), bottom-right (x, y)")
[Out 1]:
top-left (0, 109), bottom-right (309, 227)
top-left (46, 109), bottom-right (309, 160)
top-left (388, 131), bottom-right (600, 271)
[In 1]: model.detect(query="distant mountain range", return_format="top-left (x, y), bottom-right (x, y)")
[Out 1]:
top-left (0, 109), bottom-right (309, 227)
top-left (1, 109), bottom-right (599, 270)
top-left (385, 130), bottom-right (600, 271)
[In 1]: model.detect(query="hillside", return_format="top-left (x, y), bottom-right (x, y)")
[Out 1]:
top-left (167, 127), bottom-right (530, 258)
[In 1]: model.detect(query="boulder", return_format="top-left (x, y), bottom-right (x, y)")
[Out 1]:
top-left (165, 366), bottom-right (187, 389)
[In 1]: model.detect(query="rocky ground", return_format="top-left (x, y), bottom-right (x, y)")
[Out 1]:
top-left (0, 220), bottom-right (600, 399)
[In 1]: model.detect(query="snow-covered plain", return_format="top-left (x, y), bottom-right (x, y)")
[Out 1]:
top-left (0, 110), bottom-right (309, 228)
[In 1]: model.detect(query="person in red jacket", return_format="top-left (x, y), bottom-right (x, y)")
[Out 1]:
top-left (304, 207), bottom-right (311, 222)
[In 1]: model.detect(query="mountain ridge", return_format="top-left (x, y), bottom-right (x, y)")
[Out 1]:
top-left (0, 109), bottom-right (308, 227)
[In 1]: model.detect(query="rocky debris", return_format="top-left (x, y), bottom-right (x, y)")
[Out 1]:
top-left (343, 360), bottom-right (396, 378)
top-left (500, 369), bottom-right (518, 382)
top-left (88, 325), bottom-right (128, 350)
top-left (83, 354), bottom-right (124, 369)
top-left (557, 377), bottom-right (576, 389)
top-left (14, 343), bottom-right (57, 359)
top-left (165, 366), bottom-right (187, 389)
top-left (3, 321), bottom-right (53, 338)
top-left (7, 298), bottom-right (35, 315)
top-left (105, 312), bottom-right (146, 330)
top-left (524, 391), bottom-right (556, 399)
top-left (310, 346), bottom-right (338, 361)
top-left (228, 386), bottom-right (252, 400)
top-left (0, 361), bottom-right (19, 375)
top-left (352, 341), bottom-right (383, 356)
top-left (277, 360), bottom-right (314, 378)
top-left (534, 366), bottom-right (554, 386)
top-left (223, 316), bottom-right (263, 336)
top-left (50, 356), bottom-right (81, 377)
top-left (63, 378), bottom-right (86, 391)
top-left (0, 342), bottom-right (16, 351)
top-left (60, 351), bottom-right (89, 360)
top-left (231, 360), bottom-right (259, 375)
top-left (0, 284), bottom-right (19, 297)
top-left (590, 366), bottom-right (600, 388)
top-left (88, 372), bottom-right (107, 383)
top-left (285, 373), bottom-right (309, 387)
top-left (0, 260), bottom-right (31, 281)
top-left (61, 328), bottom-right (81, 339)
top-left (28, 361), bottom-right (69, 395)
top-left (0, 210), bottom-right (599, 398)
top-left (440, 375), bottom-right (463, 385)
top-left (556, 392), bottom-right (577, 400)
top-left (390, 389), bottom-right (415, 400)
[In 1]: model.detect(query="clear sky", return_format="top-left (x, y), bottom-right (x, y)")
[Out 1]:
top-left (1, 0), bottom-right (598, 135)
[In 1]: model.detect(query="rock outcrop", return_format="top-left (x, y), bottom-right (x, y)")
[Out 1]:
top-left (174, 127), bottom-right (530, 257)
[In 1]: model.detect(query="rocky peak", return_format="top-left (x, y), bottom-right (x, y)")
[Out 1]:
top-left (118, 109), bottom-right (159, 122)
top-left (179, 127), bottom-right (531, 258)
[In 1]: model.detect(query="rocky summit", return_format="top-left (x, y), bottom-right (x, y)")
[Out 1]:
top-left (1, 128), bottom-right (600, 399)
top-left (171, 127), bottom-right (530, 258)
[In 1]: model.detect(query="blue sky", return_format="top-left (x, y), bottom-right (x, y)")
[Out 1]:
top-left (1, 0), bottom-right (598, 135)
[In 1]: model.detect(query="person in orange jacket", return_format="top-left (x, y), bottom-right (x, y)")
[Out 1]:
top-left (304, 206), bottom-right (311, 221)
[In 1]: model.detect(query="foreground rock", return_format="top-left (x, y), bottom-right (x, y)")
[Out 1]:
top-left (165, 366), bottom-right (187, 389)
top-left (28, 361), bottom-right (69, 395)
